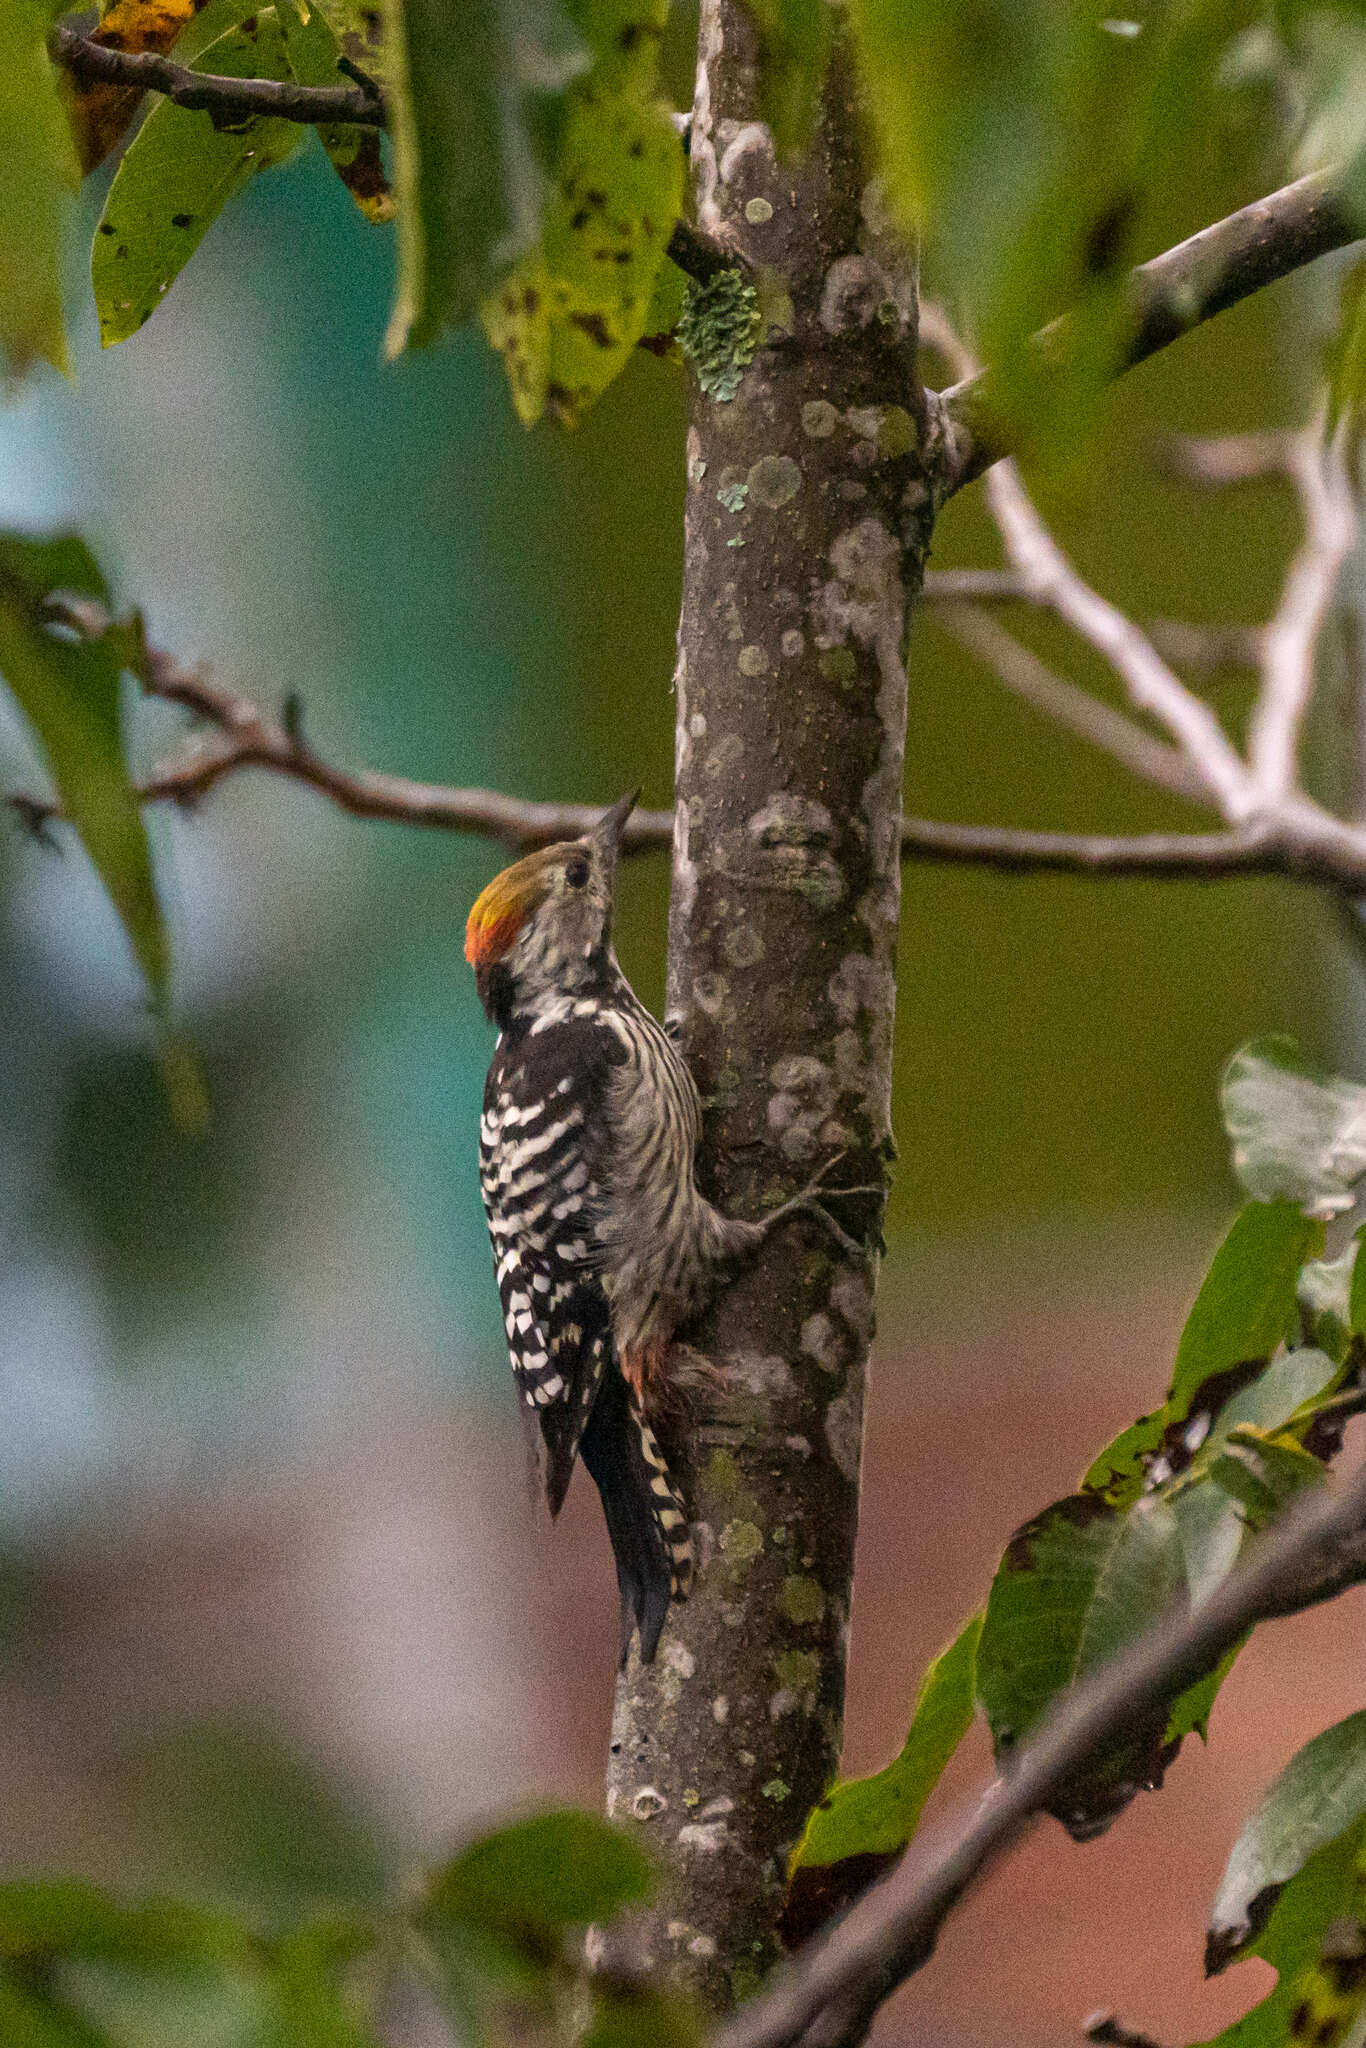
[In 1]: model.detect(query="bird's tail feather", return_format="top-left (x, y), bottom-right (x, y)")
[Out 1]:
top-left (578, 1366), bottom-right (692, 1665)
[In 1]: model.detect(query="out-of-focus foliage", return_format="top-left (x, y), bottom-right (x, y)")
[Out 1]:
top-left (0, 1813), bottom-right (693, 2048)
top-left (0, 0), bottom-right (77, 376)
top-left (478, 0), bottom-right (682, 424)
top-left (0, 532), bottom-right (167, 1004)
top-left (781, 1041), bottom-right (1366, 1920)
top-left (1222, 1036), bottom-right (1366, 1217)
top-left (17, 0), bottom-right (1366, 437)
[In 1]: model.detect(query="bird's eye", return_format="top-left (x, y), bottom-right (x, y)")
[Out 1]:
top-left (565, 854), bottom-right (591, 890)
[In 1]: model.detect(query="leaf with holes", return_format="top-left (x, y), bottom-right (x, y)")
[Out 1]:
top-left (278, 0), bottom-right (392, 221)
top-left (92, 8), bottom-right (304, 346)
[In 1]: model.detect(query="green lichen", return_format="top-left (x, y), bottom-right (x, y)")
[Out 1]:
top-left (773, 1649), bottom-right (821, 1699)
top-left (708, 1448), bottom-right (742, 1498)
top-left (761, 1778), bottom-right (791, 1802)
top-left (676, 269), bottom-right (763, 402)
top-left (683, 1786), bottom-right (700, 1808)
top-left (780, 1575), bottom-right (826, 1625)
top-left (820, 646), bottom-right (857, 684)
top-left (747, 454), bottom-right (802, 508)
top-left (720, 1518), bottom-right (764, 1562)
top-left (717, 476), bottom-right (749, 513)
top-left (877, 404), bottom-right (918, 459)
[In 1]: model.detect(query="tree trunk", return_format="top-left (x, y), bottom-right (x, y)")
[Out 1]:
top-left (602, 0), bottom-right (937, 2012)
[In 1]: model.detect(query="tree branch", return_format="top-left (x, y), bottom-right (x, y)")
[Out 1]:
top-left (938, 605), bottom-right (1210, 803)
top-left (45, 24), bottom-right (733, 289)
top-left (939, 169), bottom-right (1364, 493)
top-left (715, 1458), bottom-right (1366, 2048)
top-left (13, 642), bottom-right (1366, 889)
top-left (48, 22), bottom-right (383, 124)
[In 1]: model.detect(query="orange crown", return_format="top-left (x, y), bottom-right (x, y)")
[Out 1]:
top-left (465, 862), bottom-right (538, 967)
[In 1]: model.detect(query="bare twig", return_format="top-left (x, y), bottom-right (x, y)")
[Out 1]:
top-left (939, 607), bottom-right (1210, 803)
top-left (940, 169), bottom-right (1364, 493)
top-left (716, 1460), bottom-right (1366, 2048)
top-left (1250, 428), bottom-right (1357, 806)
top-left (920, 569), bottom-right (1034, 606)
top-left (13, 640), bottom-right (1366, 889)
top-left (981, 461), bottom-right (1258, 817)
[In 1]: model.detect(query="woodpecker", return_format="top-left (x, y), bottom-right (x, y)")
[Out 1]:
top-left (466, 790), bottom-right (866, 1665)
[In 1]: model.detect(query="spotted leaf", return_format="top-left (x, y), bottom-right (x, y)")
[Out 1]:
top-left (92, 8), bottom-right (303, 347)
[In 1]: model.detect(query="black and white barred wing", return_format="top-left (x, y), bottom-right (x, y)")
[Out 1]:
top-left (478, 1016), bottom-right (622, 1510)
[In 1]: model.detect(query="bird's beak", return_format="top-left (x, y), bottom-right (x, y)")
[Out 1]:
top-left (593, 787), bottom-right (641, 856)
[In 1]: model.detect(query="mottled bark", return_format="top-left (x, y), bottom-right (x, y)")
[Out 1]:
top-left (601, 2), bottom-right (941, 2012)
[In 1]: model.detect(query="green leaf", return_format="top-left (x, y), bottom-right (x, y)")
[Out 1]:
top-left (1168, 1347), bottom-right (1339, 1612)
top-left (0, 1879), bottom-right (251, 1968)
top-left (0, 1973), bottom-right (114, 2048)
top-left (1222, 1038), bottom-right (1366, 1219)
top-left (0, 0), bottom-right (77, 376)
top-left (424, 1811), bottom-right (654, 1954)
top-left (478, 0), bottom-right (684, 423)
top-left (1208, 1713), bottom-right (1366, 1975)
top-left (278, 2), bottom-right (393, 223)
top-left (739, 0), bottom-right (832, 157)
top-left (1349, 1226), bottom-right (1366, 1339)
top-left (92, 9), bottom-right (304, 347)
top-left (1166, 1639), bottom-right (1245, 1748)
top-left (583, 1978), bottom-right (701, 2048)
top-left (1194, 1816), bottom-right (1366, 2048)
top-left (384, 0), bottom-right (587, 352)
top-left (0, 533), bottom-right (170, 1003)
top-left (782, 1612), bottom-right (981, 1943)
top-left (977, 1493), bottom-right (1186, 1840)
top-left (267, 1918), bottom-right (381, 2048)
top-left (1084, 1203), bottom-right (1322, 1505)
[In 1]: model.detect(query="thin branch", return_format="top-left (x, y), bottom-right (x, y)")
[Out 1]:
top-left (981, 461), bottom-right (1258, 817)
top-left (13, 640), bottom-right (1366, 889)
top-left (1145, 619), bottom-right (1264, 676)
top-left (920, 569), bottom-right (1034, 605)
top-left (45, 24), bottom-right (733, 289)
top-left (715, 1459), bottom-right (1366, 2048)
top-left (899, 819), bottom-right (1300, 881)
top-left (48, 22), bottom-right (383, 124)
top-left (940, 169), bottom-right (1364, 493)
top-left (1250, 428), bottom-right (1358, 806)
top-left (939, 606), bottom-right (1211, 804)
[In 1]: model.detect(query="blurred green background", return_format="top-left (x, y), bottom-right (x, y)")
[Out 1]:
top-left (0, 57), bottom-right (1360, 2048)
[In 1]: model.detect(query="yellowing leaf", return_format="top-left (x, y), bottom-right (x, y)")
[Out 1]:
top-left (479, 0), bottom-right (683, 424)
top-left (61, 0), bottom-right (207, 172)
top-left (279, 0), bottom-right (394, 222)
